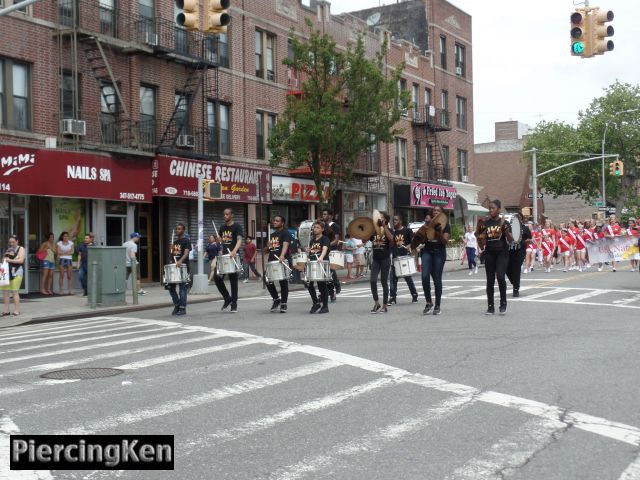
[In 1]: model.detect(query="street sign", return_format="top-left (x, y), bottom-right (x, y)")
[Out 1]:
top-left (527, 192), bottom-right (544, 199)
top-left (594, 201), bottom-right (604, 207)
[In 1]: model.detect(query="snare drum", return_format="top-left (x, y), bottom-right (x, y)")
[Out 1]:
top-left (393, 256), bottom-right (417, 277)
top-left (292, 252), bottom-right (308, 271)
top-left (329, 251), bottom-right (345, 270)
top-left (265, 261), bottom-right (287, 283)
top-left (217, 254), bottom-right (239, 275)
top-left (305, 260), bottom-right (330, 282)
top-left (163, 264), bottom-right (189, 284)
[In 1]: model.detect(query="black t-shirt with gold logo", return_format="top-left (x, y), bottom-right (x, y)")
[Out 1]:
top-left (268, 229), bottom-right (292, 261)
top-left (219, 223), bottom-right (243, 254)
top-left (308, 235), bottom-right (330, 260)
top-left (371, 232), bottom-right (391, 260)
top-left (484, 217), bottom-right (509, 252)
top-left (392, 227), bottom-right (413, 258)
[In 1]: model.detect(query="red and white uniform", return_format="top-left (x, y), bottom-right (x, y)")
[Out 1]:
top-left (605, 224), bottom-right (621, 237)
top-left (541, 239), bottom-right (555, 258)
top-left (583, 228), bottom-right (595, 242)
top-left (529, 231), bottom-right (542, 251)
top-left (575, 231), bottom-right (588, 251)
top-left (558, 234), bottom-right (575, 254)
top-left (626, 227), bottom-right (639, 237)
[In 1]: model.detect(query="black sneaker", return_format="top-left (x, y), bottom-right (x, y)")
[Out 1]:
top-left (513, 290), bottom-right (520, 298)
top-left (319, 306), bottom-right (329, 314)
top-left (433, 306), bottom-right (441, 315)
top-left (171, 305), bottom-right (179, 315)
top-left (499, 304), bottom-right (507, 315)
top-left (330, 292), bottom-right (337, 303)
top-left (270, 299), bottom-right (281, 313)
top-left (230, 303), bottom-right (238, 313)
top-left (371, 304), bottom-right (381, 314)
top-left (335, 284), bottom-right (342, 294)
top-left (379, 306), bottom-right (388, 314)
top-left (411, 295), bottom-right (419, 303)
top-left (175, 308), bottom-right (186, 316)
top-left (280, 303), bottom-right (287, 313)
top-left (485, 306), bottom-right (495, 315)
top-left (387, 298), bottom-right (396, 306)
top-left (310, 303), bottom-right (321, 314)
top-left (221, 298), bottom-right (232, 312)
top-left (423, 303), bottom-right (433, 315)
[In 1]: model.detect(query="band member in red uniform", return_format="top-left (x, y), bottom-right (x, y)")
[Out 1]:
top-left (558, 227), bottom-right (575, 272)
top-left (541, 234), bottom-right (555, 273)
top-left (574, 223), bottom-right (588, 271)
top-left (523, 221), bottom-right (539, 274)
top-left (604, 215), bottom-right (622, 272)
top-left (306, 220), bottom-right (330, 314)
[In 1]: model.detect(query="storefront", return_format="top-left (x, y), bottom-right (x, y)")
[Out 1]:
top-left (393, 181), bottom-right (457, 223)
top-left (0, 146), bottom-right (152, 293)
top-left (151, 155), bottom-right (271, 271)
top-left (340, 177), bottom-right (388, 234)
top-left (271, 175), bottom-right (330, 237)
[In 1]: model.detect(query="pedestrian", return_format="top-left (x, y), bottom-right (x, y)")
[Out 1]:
top-left (265, 215), bottom-right (291, 313)
top-left (463, 224), bottom-right (478, 275)
top-left (76, 233), bottom-right (94, 296)
top-left (343, 234), bottom-right (356, 280)
top-left (306, 220), bottom-right (330, 314)
top-left (56, 231), bottom-right (74, 295)
top-left (419, 207), bottom-right (450, 316)
top-left (37, 232), bottom-right (55, 295)
top-left (479, 200), bottom-right (512, 315)
top-left (389, 214), bottom-right (419, 305)
top-left (369, 212), bottom-right (393, 314)
top-left (205, 234), bottom-right (220, 283)
top-left (168, 223), bottom-right (190, 316)
top-left (215, 208), bottom-right (243, 313)
top-left (124, 233), bottom-right (145, 295)
top-left (242, 236), bottom-right (261, 283)
top-left (506, 213), bottom-right (530, 298)
top-left (322, 209), bottom-right (342, 301)
top-left (558, 227), bottom-right (575, 272)
top-left (1, 235), bottom-right (25, 316)
top-left (354, 237), bottom-right (365, 277)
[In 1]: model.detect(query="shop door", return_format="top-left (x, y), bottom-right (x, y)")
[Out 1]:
top-left (12, 209), bottom-right (28, 293)
top-left (138, 211), bottom-right (151, 282)
top-left (106, 216), bottom-right (126, 246)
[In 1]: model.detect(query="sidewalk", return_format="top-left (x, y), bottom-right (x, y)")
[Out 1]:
top-left (1, 261), bottom-right (467, 328)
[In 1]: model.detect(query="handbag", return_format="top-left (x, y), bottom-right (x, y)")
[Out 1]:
top-left (0, 259), bottom-right (10, 286)
top-left (36, 249), bottom-right (47, 261)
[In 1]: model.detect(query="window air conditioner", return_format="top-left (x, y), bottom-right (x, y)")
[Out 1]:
top-left (462, 175), bottom-right (470, 182)
top-left (455, 66), bottom-right (463, 76)
top-left (177, 134), bottom-right (195, 148)
top-left (143, 32), bottom-right (158, 46)
top-left (61, 119), bottom-right (86, 136)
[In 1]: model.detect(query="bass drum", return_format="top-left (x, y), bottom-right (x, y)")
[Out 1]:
top-left (509, 215), bottom-right (522, 247)
top-left (305, 260), bottom-right (330, 282)
top-left (298, 220), bottom-right (314, 251)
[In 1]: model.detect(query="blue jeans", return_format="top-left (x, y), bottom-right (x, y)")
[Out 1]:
top-left (168, 283), bottom-right (188, 309)
top-left (78, 264), bottom-right (88, 294)
top-left (421, 249), bottom-right (446, 306)
top-left (466, 247), bottom-right (477, 270)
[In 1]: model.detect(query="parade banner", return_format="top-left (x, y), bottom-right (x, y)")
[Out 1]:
top-left (586, 236), bottom-right (640, 263)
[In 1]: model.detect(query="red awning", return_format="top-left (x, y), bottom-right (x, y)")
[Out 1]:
top-left (289, 166), bottom-right (334, 177)
top-left (0, 146), bottom-right (152, 202)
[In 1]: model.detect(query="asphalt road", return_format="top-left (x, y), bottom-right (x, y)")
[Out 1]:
top-left (1, 267), bottom-right (640, 480)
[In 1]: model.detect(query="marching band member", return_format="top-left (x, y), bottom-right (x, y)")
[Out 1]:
top-left (541, 234), bottom-right (555, 273)
top-left (306, 220), bottom-right (330, 314)
top-left (583, 220), bottom-right (595, 268)
top-left (506, 213), bottom-right (530, 298)
top-left (523, 221), bottom-right (538, 273)
top-left (322, 209), bottom-right (342, 302)
top-left (388, 215), bottom-right (419, 305)
top-left (420, 206), bottom-right (450, 316)
top-left (626, 218), bottom-right (638, 272)
top-left (167, 223), bottom-right (190, 316)
top-left (574, 223), bottom-right (589, 271)
top-left (480, 200), bottom-right (512, 315)
top-left (369, 212), bottom-right (394, 314)
top-left (604, 215), bottom-right (622, 272)
top-left (214, 208), bottom-right (243, 313)
top-left (265, 215), bottom-right (291, 313)
top-left (558, 227), bottom-right (575, 272)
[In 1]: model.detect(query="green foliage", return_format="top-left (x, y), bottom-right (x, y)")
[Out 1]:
top-left (449, 223), bottom-right (464, 244)
top-left (268, 19), bottom-right (410, 209)
top-left (525, 81), bottom-right (640, 214)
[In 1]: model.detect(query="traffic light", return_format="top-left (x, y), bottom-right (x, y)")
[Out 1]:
top-left (205, 0), bottom-right (230, 33)
top-left (203, 180), bottom-right (222, 199)
top-left (176, 0), bottom-right (199, 31)
top-left (570, 9), bottom-right (590, 57)
top-left (591, 8), bottom-right (614, 56)
top-left (609, 160), bottom-right (624, 176)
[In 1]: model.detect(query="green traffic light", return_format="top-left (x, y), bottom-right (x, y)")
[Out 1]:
top-left (572, 41), bottom-right (585, 54)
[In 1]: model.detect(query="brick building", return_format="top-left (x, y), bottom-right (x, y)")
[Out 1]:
top-left (0, 0), bottom-right (479, 291)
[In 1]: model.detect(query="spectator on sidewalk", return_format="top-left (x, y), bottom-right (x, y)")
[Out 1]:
top-left (56, 232), bottom-right (74, 295)
top-left (242, 236), bottom-right (261, 283)
top-left (205, 234), bottom-right (220, 284)
top-left (37, 232), bottom-right (55, 295)
top-left (2, 235), bottom-right (25, 316)
top-left (124, 233), bottom-right (146, 295)
top-left (343, 234), bottom-right (356, 280)
top-left (354, 237), bottom-right (365, 277)
top-left (76, 233), bottom-right (94, 297)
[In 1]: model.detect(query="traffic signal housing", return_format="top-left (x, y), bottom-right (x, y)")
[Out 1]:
top-left (570, 9), bottom-right (590, 57)
top-left (176, 0), bottom-right (199, 31)
top-left (203, 180), bottom-right (223, 199)
top-left (609, 160), bottom-right (624, 176)
top-left (205, 0), bottom-right (230, 34)
top-left (591, 8), bottom-right (614, 55)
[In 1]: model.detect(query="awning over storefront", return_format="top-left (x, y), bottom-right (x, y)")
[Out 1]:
top-left (272, 176), bottom-right (329, 203)
top-left (0, 146), bottom-right (152, 202)
top-left (152, 155), bottom-right (272, 203)
top-left (466, 203), bottom-right (489, 215)
top-left (394, 182), bottom-right (457, 209)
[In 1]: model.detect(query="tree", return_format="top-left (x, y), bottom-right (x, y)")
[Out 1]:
top-left (525, 81), bottom-right (640, 215)
top-left (268, 19), bottom-right (410, 210)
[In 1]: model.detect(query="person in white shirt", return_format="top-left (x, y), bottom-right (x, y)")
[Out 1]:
top-left (354, 237), bottom-right (365, 277)
top-left (123, 233), bottom-right (146, 295)
top-left (463, 224), bottom-right (479, 275)
top-left (56, 232), bottom-right (74, 295)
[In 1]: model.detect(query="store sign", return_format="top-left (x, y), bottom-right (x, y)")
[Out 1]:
top-left (272, 176), bottom-right (329, 203)
top-left (0, 146), bottom-right (152, 202)
top-left (153, 156), bottom-right (272, 203)
top-left (410, 182), bottom-right (457, 209)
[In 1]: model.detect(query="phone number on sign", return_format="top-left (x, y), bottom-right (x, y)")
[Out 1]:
top-left (119, 192), bottom-right (146, 201)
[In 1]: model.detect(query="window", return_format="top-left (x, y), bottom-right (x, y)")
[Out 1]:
top-left (256, 30), bottom-right (276, 81)
top-left (61, 71), bottom-right (77, 119)
top-left (0, 60), bottom-right (4, 128)
top-left (456, 95), bottom-right (467, 130)
top-left (395, 138), bottom-right (407, 177)
top-left (207, 101), bottom-right (217, 154)
top-left (139, 85), bottom-right (155, 145)
top-left (208, 101), bottom-right (230, 155)
top-left (59, 0), bottom-right (74, 26)
top-left (174, 92), bottom-right (189, 133)
top-left (174, 3), bottom-right (188, 54)
top-left (398, 79), bottom-right (407, 116)
top-left (139, 0), bottom-right (153, 18)
top-left (426, 144), bottom-right (433, 178)
top-left (219, 103), bottom-right (229, 154)
top-left (413, 141), bottom-right (420, 176)
top-left (412, 83), bottom-right (419, 118)
top-left (457, 149), bottom-right (468, 181)
top-left (256, 111), bottom-right (276, 159)
top-left (206, 33), bottom-right (229, 67)
top-left (439, 36), bottom-right (447, 69)
top-left (0, 59), bottom-right (32, 131)
top-left (99, 0), bottom-right (116, 37)
top-left (101, 83), bottom-right (119, 143)
top-left (138, 0), bottom-right (154, 37)
top-left (455, 43), bottom-right (466, 77)
top-left (441, 90), bottom-right (449, 127)
top-left (442, 145), bottom-right (449, 177)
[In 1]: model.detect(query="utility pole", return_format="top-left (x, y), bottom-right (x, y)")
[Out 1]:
top-left (191, 175), bottom-right (209, 294)
top-left (532, 148), bottom-right (538, 224)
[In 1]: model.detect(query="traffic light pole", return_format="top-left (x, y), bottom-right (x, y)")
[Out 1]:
top-left (191, 174), bottom-right (209, 294)
top-left (532, 148), bottom-right (538, 224)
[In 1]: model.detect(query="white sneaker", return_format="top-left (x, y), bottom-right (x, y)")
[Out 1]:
top-left (523, 269), bottom-right (528, 274)
top-left (586, 263), bottom-right (591, 268)
top-left (243, 279), bottom-right (249, 283)
top-left (138, 290), bottom-right (147, 295)
top-left (597, 267), bottom-right (603, 272)
top-left (631, 268), bottom-right (637, 272)
top-left (578, 267), bottom-right (582, 272)
top-left (474, 266), bottom-right (478, 274)
top-left (563, 268), bottom-right (567, 272)
top-left (468, 270), bottom-right (473, 276)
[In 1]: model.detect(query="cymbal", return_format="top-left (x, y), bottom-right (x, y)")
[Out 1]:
top-left (348, 217), bottom-right (376, 241)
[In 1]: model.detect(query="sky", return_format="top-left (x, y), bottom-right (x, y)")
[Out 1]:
top-left (330, 0), bottom-right (640, 144)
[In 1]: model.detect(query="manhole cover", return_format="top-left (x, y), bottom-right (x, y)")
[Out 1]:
top-left (40, 368), bottom-right (124, 380)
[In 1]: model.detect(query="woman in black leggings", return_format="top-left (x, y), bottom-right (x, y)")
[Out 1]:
top-left (478, 199), bottom-right (513, 315)
top-left (369, 212), bottom-right (394, 314)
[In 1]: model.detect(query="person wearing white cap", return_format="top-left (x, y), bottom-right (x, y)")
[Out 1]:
top-left (124, 233), bottom-right (146, 295)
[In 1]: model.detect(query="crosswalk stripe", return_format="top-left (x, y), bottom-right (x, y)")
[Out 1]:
top-left (518, 288), bottom-right (571, 300)
top-left (618, 454), bottom-right (640, 480)
top-left (613, 294), bottom-right (640, 306)
top-left (0, 318), bottom-right (122, 341)
top-left (266, 394), bottom-right (476, 480)
top-left (444, 417), bottom-right (566, 479)
top-left (57, 360), bottom-right (341, 435)
top-left (445, 286), bottom-right (487, 297)
top-left (0, 414), bottom-right (53, 480)
top-left (562, 290), bottom-right (610, 303)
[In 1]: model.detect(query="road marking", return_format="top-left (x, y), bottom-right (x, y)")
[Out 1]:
top-left (518, 287), bottom-right (571, 300)
top-left (445, 286), bottom-right (487, 297)
top-left (266, 394), bottom-right (476, 480)
top-left (444, 417), bottom-right (565, 479)
top-left (618, 453), bottom-right (640, 480)
top-left (58, 360), bottom-right (341, 435)
top-left (614, 294), bottom-right (640, 306)
top-left (532, 271), bottom-right (601, 288)
top-left (0, 414), bottom-right (53, 480)
top-left (0, 318), bottom-right (121, 340)
top-left (562, 289), bottom-right (610, 303)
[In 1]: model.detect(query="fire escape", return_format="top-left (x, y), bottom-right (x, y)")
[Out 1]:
top-left (411, 105), bottom-right (451, 183)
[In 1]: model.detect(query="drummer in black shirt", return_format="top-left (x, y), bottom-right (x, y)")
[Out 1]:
top-left (369, 212), bottom-right (394, 314)
top-left (306, 220), bottom-right (330, 314)
top-left (265, 215), bottom-right (291, 313)
top-left (389, 215), bottom-right (419, 305)
top-left (214, 208), bottom-right (243, 313)
top-left (168, 223), bottom-right (190, 316)
top-left (506, 213), bottom-right (531, 298)
top-left (322, 209), bottom-right (342, 301)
